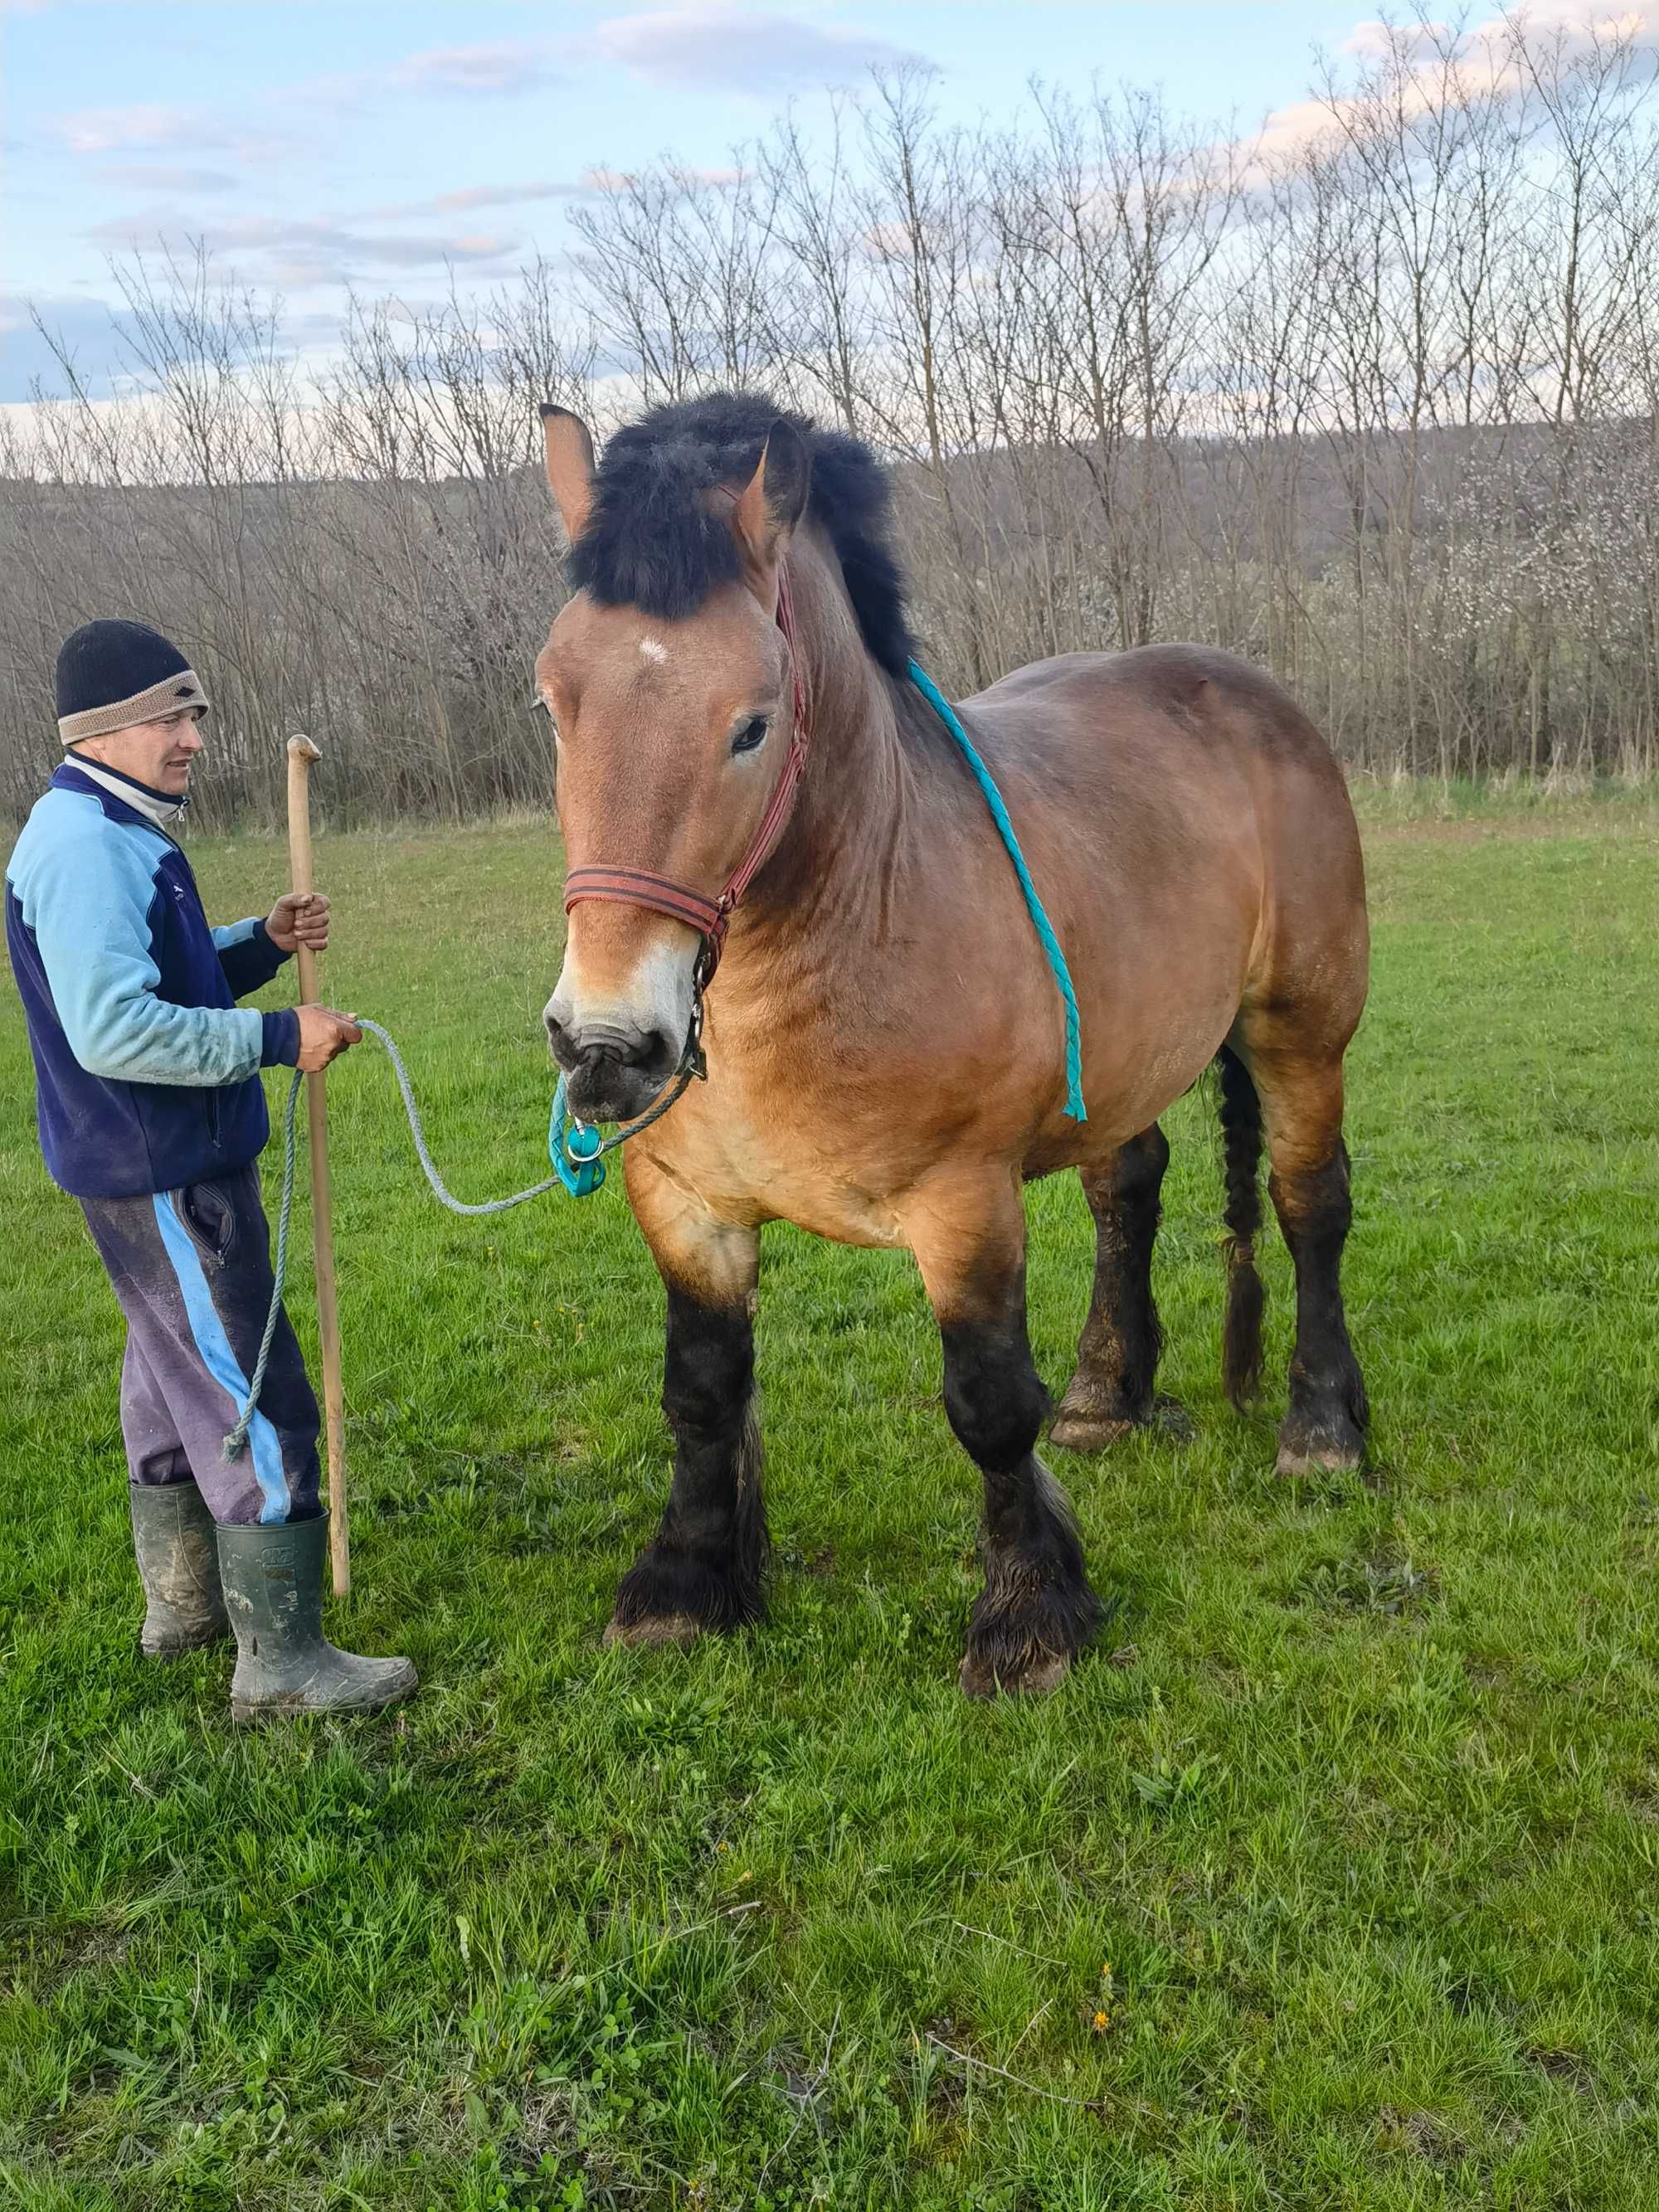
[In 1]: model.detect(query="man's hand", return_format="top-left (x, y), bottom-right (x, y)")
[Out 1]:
top-left (266, 892), bottom-right (331, 955)
top-left (294, 1004), bottom-right (362, 1072)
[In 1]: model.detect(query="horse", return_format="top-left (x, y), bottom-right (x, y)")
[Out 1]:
top-left (533, 391), bottom-right (1370, 1696)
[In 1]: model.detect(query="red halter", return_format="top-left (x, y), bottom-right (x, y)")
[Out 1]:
top-left (561, 566), bottom-right (810, 984)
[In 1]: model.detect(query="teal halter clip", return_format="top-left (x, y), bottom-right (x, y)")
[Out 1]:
top-left (547, 657), bottom-right (1086, 1198)
top-left (548, 1078), bottom-right (605, 1195)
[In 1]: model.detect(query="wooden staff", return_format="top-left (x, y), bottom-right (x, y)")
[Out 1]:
top-left (285, 735), bottom-right (350, 1596)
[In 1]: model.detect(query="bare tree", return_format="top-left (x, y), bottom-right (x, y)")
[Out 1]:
top-left (6, 3), bottom-right (1658, 825)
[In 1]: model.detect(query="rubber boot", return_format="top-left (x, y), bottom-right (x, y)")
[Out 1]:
top-left (130, 1480), bottom-right (230, 1657)
top-left (216, 1512), bottom-right (417, 1722)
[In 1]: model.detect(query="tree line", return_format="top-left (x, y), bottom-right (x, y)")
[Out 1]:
top-left (4, 8), bottom-right (1658, 825)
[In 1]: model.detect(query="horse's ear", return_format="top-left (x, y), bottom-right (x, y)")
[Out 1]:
top-left (539, 404), bottom-right (596, 544)
top-left (732, 419), bottom-right (811, 601)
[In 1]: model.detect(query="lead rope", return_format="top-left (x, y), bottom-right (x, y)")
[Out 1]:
top-left (221, 1021), bottom-right (565, 1462)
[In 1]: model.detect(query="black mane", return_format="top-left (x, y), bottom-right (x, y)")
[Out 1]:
top-left (567, 391), bottom-right (913, 678)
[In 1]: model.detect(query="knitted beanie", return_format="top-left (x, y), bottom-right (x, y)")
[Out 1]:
top-left (56, 620), bottom-right (210, 747)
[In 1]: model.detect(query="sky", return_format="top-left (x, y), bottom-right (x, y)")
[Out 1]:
top-left (1, 0), bottom-right (1422, 402)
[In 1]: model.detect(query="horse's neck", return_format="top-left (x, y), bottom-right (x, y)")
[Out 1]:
top-left (752, 549), bottom-right (921, 958)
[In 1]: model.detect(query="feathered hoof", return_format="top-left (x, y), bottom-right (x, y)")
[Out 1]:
top-left (1049, 1410), bottom-right (1139, 1452)
top-left (1276, 1436), bottom-right (1365, 1478)
top-left (1050, 1394), bottom-right (1193, 1452)
top-left (958, 1645), bottom-right (1072, 1699)
top-left (602, 1612), bottom-right (703, 1650)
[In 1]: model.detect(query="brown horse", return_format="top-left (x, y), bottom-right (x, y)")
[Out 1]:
top-left (533, 392), bottom-right (1369, 1695)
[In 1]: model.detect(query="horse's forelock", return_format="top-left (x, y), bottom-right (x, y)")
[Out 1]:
top-left (566, 391), bottom-right (913, 674)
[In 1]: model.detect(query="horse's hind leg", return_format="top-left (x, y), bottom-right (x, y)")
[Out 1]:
top-left (1052, 1125), bottom-right (1183, 1451)
top-left (904, 1171), bottom-right (1103, 1696)
top-left (1236, 1034), bottom-right (1369, 1475)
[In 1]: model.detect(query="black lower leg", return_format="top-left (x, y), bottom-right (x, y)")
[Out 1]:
top-left (1272, 1143), bottom-right (1369, 1468)
top-left (1055, 1125), bottom-right (1170, 1437)
top-left (609, 1286), bottom-right (766, 1635)
top-left (943, 1293), bottom-right (1102, 1693)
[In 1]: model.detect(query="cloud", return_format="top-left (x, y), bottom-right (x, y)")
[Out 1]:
top-left (84, 209), bottom-right (521, 283)
top-left (1237, 1), bottom-right (1657, 168)
top-left (56, 102), bottom-right (285, 161)
top-left (581, 7), bottom-right (927, 95)
top-left (363, 179), bottom-right (595, 219)
top-left (581, 162), bottom-right (742, 194)
top-left (1340, 2), bottom-right (1655, 61)
top-left (392, 41), bottom-right (559, 95)
top-left (100, 163), bottom-right (241, 193)
top-left (58, 103), bottom-right (202, 155)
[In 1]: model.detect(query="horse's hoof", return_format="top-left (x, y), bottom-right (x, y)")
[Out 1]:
top-left (1050, 1395), bottom-right (1193, 1452)
top-left (602, 1612), bottom-right (702, 1650)
top-left (1049, 1411), bottom-right (1139, 1452)
top-left (958, 1646), bottom-right (1072, 1699)
top-left (1275, 1439), bottom-right (1365, 1478)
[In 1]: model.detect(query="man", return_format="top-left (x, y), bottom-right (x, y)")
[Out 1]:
top-left (5, 618), bottom-right (414, 1719)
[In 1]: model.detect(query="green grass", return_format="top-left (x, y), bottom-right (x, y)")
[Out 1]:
top-left (2, 800), bottom-right (1658, 2209)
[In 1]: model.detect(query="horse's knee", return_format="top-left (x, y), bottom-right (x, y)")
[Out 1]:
top-left (941, 1315), bottom-right (1048, 1471)
top-left (662, 1288), bottom-right (753, 1439)
top-left (1270, 1139), bottom-right (1353, 1252)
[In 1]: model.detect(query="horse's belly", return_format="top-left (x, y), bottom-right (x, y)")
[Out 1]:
top-left (1021, 970), bottom-right (1238, 1177)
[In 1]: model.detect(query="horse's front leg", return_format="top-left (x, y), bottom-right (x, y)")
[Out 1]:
top-left (904, 1171), bottom-right (1103, 1697)
top-left (605, 1158), bottom-right (764, 1647)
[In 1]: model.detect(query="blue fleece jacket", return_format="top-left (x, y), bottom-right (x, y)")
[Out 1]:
top-left (5, 764), bottom-right (301, 1199)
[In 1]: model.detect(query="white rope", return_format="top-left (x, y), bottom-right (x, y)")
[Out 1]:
top-left (221, 1021), bottom-right (559, 1462)
top-left (353, 1018), bottom-right (562, 1217)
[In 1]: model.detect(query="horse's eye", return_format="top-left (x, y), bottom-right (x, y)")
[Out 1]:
top-left (731, 716), bottom-right (768, 756)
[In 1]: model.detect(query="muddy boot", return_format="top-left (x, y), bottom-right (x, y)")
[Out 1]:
top-left (216, 1512), bottom-right (416, 1722)
top-left (130, 1480), bottom-right (230, 1657)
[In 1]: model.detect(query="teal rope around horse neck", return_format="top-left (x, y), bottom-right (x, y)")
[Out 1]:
top-left (907, 659), bottom-right (1087, 1122)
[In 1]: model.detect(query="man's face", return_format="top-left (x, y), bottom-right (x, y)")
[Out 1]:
top-left (78, 707), bottom-right (205, 795)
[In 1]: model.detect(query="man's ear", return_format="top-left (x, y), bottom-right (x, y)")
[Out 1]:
top-left (731, 420), bottom-right (811, 609)
top-left (539, 404), bottom-right (596, 544)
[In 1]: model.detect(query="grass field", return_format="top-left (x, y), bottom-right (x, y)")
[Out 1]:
top-left (3, 790), bottom-right (1658, 2209)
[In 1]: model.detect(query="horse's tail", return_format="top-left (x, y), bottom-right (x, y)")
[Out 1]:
top-left (1216, 1043), bottom-right (1265, 1408)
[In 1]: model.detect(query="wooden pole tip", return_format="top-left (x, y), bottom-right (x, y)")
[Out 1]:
top-left (287, 734), bottom-right (321, 764)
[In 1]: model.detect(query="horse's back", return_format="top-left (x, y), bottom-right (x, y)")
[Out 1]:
top-left (966, 642), bottom-right (1347, 783)
top-left (968, 641), bottom-right (1359, 860)
top-left (962, 642), bottom-right (1368, 1113)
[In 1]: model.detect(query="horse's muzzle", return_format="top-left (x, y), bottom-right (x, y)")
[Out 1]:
top-left (544, 1008), bottom-right (679, 1125)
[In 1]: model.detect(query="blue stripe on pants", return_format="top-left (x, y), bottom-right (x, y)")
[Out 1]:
top-left (151, 1191), bottom-right (292, 1524)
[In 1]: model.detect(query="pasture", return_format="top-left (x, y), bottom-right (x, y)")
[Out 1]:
top-left (2, 789), bottom-right (1657, 2209)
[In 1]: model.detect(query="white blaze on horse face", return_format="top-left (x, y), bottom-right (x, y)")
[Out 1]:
top-left (638, 636), bottom-right (669, 664)
top-left (545, 926), bottom-right (697, 1059)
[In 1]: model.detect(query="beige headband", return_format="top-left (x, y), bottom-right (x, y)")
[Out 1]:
top-left (59, 670), bottom-right (211, 747)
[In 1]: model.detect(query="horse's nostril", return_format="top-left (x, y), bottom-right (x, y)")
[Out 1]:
top-left (598, 1026), bottom-right (666, 1072)
top-left (550, 1018), bottom-right (669, 1075)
